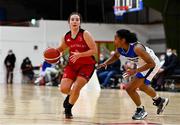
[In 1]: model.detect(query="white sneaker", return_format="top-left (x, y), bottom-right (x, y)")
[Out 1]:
top-left (46, 82), bottom-right (52, 86)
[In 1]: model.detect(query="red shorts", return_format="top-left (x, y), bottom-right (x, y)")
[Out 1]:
top-left (62, 64), bottom-right (95, 81)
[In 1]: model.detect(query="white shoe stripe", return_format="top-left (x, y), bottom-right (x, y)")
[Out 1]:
top-left (159, 98), bottom-right (169, 114)
top-left (141, 112), bottom-right (148, 119)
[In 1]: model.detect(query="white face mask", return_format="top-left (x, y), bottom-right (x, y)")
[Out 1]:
top-left (160, 55), bottom-right (165, 61)
top-left (8, 52), bottom-right (12, 55)
top-left (100, 57), bottom-right (104, 61)
top-left (100, 54), bottom-right (104, 61)
top-left (166, 52), bottom-right (172, 56)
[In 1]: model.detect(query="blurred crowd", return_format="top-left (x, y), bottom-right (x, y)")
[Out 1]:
top-left (96, 48), bottom-right (179, 90)
top-left (4, 49), bottom-right (67, 86)
top-left (4, 48), bottom-right (180, 90)
top-left (96, 51), bottom-right (136, 89)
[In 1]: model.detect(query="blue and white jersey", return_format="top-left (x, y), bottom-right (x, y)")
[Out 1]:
top-left (117, 42), bottom-right (161, 84)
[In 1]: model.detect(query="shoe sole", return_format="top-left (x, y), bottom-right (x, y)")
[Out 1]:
top-left (65, 115), bottom-right (73, 119)
top-left (159, 98), bottom-right (169, 114)
top-left (132, 112), bottom-right (148, 120)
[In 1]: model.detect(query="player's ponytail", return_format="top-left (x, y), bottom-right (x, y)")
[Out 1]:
top-left (116, 29), bottom-right (137, 43)
top-left (128, 32), bottom-right (137, 43)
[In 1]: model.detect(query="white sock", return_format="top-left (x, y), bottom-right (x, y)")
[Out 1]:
top-left (137, 105), bottom-right (143, 109)
top-left (152, 94), bottom-right (159, 100)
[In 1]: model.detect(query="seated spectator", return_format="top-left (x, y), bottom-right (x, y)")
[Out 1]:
top-left (34, 61), bottom-right (52, 85)
top-left (159, 54), bottom-right (165, 67)
top-left (34, 59), bottom-right (65, 86)
top-left (21, 57), bottom-right (34, 83)
top-left (97, 51), bottom-right (122, 88)
top-left (96, 53), bottom-right (107, 78)
top-left (44, 63), bottom-right (61, 86)
top-left (152, 48), bottom-right (178, 90)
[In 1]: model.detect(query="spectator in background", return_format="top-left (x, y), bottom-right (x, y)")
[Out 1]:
top-left (96, 53), bottom-right (107, 78)
top-left (4, 50), bottom-right (16, 84)
top-left (159, 54), bottom-right (165, 67)
top-left (97, 51), bottom-right (122, 88)
top-left (153, 48), bottom-right (178, 90)
top-left (44, 62), bottom-right (62, 86)
top-left (172, 49), bottom-right (177, 56)
top-left (34, 60), bottom-right (52, 85)
top-left (21, 57), bottom-right (34, 83)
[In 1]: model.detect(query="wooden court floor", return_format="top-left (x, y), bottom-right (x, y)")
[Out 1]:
top-left (0, 83), bottom-right (180, 125)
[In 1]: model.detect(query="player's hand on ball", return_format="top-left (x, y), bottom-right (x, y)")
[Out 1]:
top-left (70, 51), bottom-right (81, 63)
top-left (123, 69), bottom-right (136, 78)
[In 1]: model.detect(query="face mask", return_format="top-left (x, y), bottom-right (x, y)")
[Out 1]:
top-left (160, 55), bottom-right (165, 61)
top-left (100, 57), bottom-right (104, 61)
top-left (8, 52), bottom-right (12, 55)
top-left (100, 54), bottom-right (104, 61)
top-left (166, 52), bottom-right (172, 56)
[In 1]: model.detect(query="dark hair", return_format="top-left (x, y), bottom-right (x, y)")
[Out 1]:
top-left (68, 12), bottom-right (82, 23)
top-left (116, 29), bottom-right (137, 43)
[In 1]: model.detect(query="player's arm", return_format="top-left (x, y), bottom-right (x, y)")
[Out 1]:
top-left (97, 50), bottom-right (120, 69)
top-left (56, 35), bottom-right (68, 53)
top-left (134, 44), bottom-right (155, 73)
top-left (125, 44), bottom-right (155, 77)
top-left (80, 30), bottom-right (97, 56)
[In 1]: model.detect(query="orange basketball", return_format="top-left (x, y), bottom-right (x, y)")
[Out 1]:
top-left (43, 47), bottom-right (61, 64)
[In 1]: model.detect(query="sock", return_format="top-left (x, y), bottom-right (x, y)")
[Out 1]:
top-left (63, 95), bottom-right (70, 108)
top-left (152, 94), bottom-right (159, 100)
top-left (64, 96), bottom-right (74, 109)
top-left (153, 97), bottom-right (162, 106)
top-left (137, 105), bottom-right (143, 109)
top-left (66, 101), bottom-right (73, 109)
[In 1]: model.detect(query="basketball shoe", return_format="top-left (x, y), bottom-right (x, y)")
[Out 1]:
top-left (63, 95), bottom-right (73, 119)
top-left (132, 106), bottom-right (148, 120)
top-left (153, 97), bottom-right (169, 114)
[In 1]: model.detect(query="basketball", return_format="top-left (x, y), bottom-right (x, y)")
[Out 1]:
top-left (43, 47), bottom-right (61, 64)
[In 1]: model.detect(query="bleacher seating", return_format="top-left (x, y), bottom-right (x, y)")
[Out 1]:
top-left (164, 61), bottom-right (180, 91)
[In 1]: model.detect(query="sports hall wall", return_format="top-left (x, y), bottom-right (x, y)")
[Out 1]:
top-left (0, 20), bottom-right (165, 83)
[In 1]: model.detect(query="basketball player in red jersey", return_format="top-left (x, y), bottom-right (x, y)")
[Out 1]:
top-left (56, 12), bottom-right (97, 119)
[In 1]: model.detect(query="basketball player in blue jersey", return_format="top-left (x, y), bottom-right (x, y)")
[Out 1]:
top-left (98, 29), bottom-right (169, 120)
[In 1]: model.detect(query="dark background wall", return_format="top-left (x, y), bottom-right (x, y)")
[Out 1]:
top-left (144, 0), bottom-right (180, 58)
top-left (0, 0), bottom-right (162, 24)
top-left (0, 0), bottom-right (179, 57)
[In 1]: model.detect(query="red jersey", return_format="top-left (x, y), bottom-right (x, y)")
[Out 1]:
top-left (64, 29), bottom-right (96, 65)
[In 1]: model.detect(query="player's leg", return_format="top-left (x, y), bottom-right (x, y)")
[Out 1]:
top-left (60, 78), bottom-right (74, 119)
top-left (139, 81), bottom-right (169, 114)
top-left (139, 65), bottom-right (169, 115)
top-left (60, 64), bottom-right (76, 94)
top-left (69, 76), bottom-right (87, 104)
top-left (59, 65), bottom-right (76, 119)
top-left (60, 78), bottom-right (74, 94)
top-left (126, 77), bottom-right (148, 120)
top-left (63, 76), bottom-right (87, 118)
top-left (64, 64), bottom-right (95, 119)
top-left (63, 77), bottom-right (88, 119)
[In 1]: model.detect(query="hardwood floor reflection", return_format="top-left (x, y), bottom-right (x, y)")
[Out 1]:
top-left (0, 83), bottom-right (179, 125)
